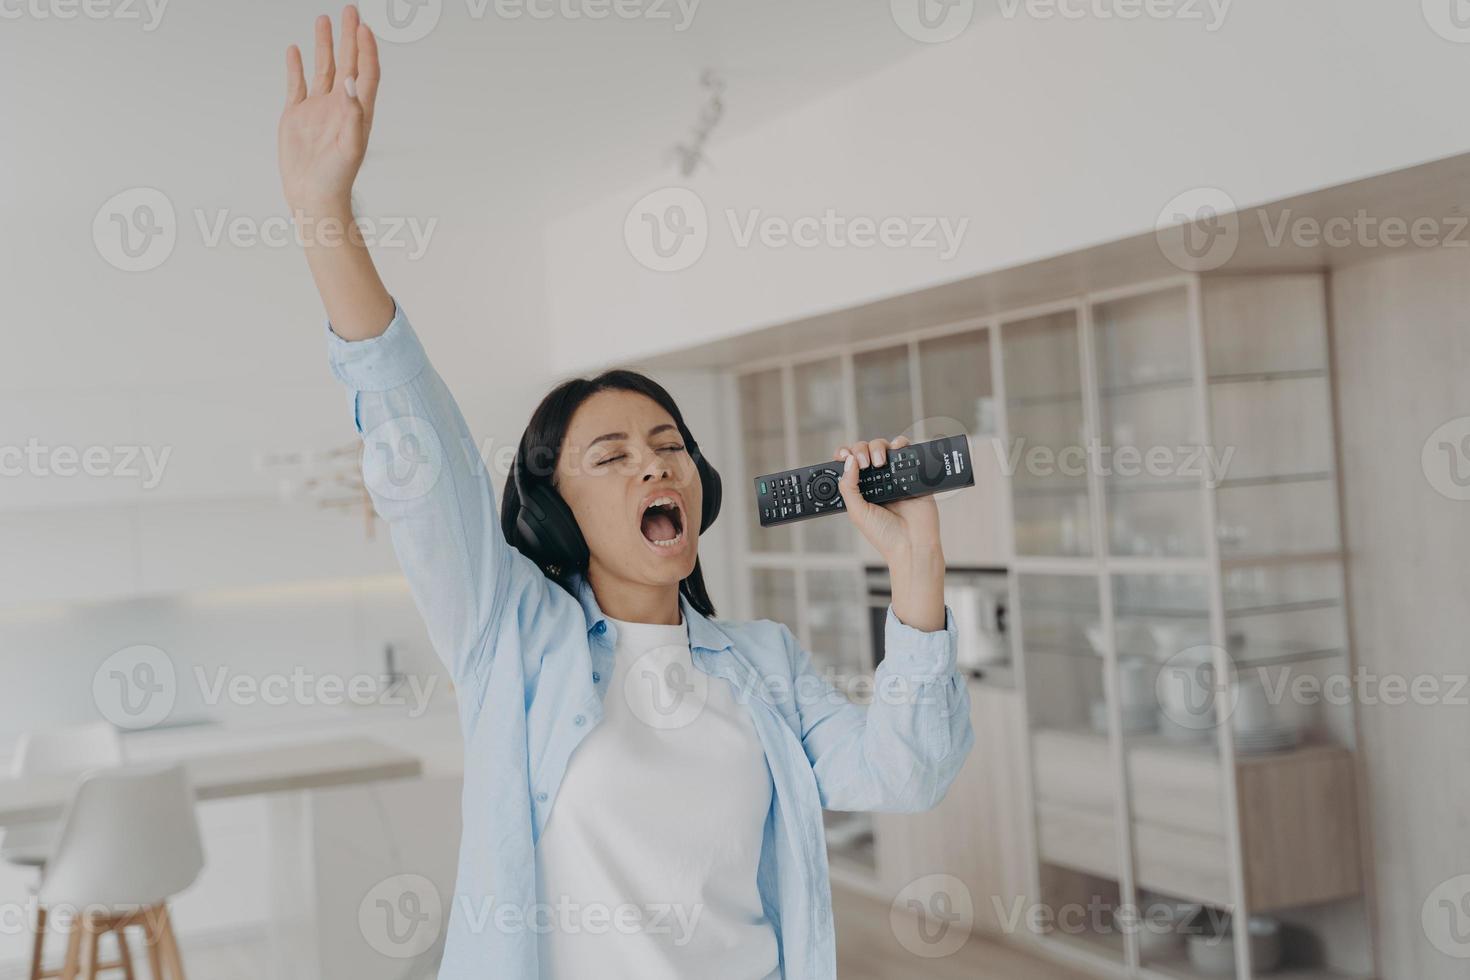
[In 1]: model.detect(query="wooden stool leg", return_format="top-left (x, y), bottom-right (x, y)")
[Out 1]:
top-left (78, 919), bottom-right (100, 980)
top-left (115, 924), bottom-right (138, 980)
top-left (58, 917), bottom-right (83, 980)
top-left (157, 906), bottom-right (186, 980)
top-left (28, 903), bottom-right (47, 980)
top-left (141, 909), bottom-right (166, 980)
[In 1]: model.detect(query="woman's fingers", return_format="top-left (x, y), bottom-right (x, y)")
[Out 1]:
top-left (310, 14), bottom-right (336, 96)
top-left (285, 45), bottom-right (307, 105)
top-left (336, 5), bottom-right (360, 93)
top-left (356, 20), bottom-right (381, 128)
top-left (867, 437), bottom-right (892, 467)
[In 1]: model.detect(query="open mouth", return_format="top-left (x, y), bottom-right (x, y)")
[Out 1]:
top-left (639, 495), bottom-right (686, 549)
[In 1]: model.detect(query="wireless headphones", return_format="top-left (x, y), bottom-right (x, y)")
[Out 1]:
top-left (509, 427), bottom-right (722, 579)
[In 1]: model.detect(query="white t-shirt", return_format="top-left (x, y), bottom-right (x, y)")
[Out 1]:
top-left (535, 611), bottom-right (781, 980)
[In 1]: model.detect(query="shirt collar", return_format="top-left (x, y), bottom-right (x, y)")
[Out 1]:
top-left (570, 571), bottom-right (736, 654)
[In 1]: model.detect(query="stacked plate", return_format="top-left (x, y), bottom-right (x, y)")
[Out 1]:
top-left (1233, 726), bottom-right (1301, 754)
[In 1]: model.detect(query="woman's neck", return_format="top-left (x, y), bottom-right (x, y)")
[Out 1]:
top-left (586, 561), bottom-right (683, 625)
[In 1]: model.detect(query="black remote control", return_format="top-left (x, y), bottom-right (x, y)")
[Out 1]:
top-left (754, 434), bottom-right (976, 528)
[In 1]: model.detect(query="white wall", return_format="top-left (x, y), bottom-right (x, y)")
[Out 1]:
top-left (544, 1), bottom-right (1470, 374)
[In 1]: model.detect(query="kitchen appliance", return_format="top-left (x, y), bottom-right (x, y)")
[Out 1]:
top-left (866, 565), bottom-right (1007, 676)
top-left (754, 434), bottom-right (976, 528)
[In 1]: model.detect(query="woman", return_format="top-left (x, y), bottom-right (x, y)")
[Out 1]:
top-left (277, 8), bottom-right (974, 978)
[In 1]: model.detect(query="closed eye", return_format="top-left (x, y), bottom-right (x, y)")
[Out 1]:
top-left (596, 444), bottom-right (685, 466)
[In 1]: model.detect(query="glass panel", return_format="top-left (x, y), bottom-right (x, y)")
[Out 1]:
top-left (1114, 573), bottom-right (1232, 974)
top-left (1022, 575), bottom-right (1123, 964)
top-left (1003, 310), bottom-right (1092, 556)
top-left (854, 344), bottom-right (915, 441)
top-left (794, 358), bottom-right (851, 553)
top-left (804, 567), bottom-right (868, 682)
top-left (1093, 288), bottom-right (1205, 558)
top-left (918, 328), bottom-right (996, 437)
top-left (750, 567), bottom-right (797, 629)
top-left (738, 369), bottom-right (793, 554)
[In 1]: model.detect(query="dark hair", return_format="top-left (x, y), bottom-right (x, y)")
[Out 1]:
top-left (500, 369), bottom-right (718, 618)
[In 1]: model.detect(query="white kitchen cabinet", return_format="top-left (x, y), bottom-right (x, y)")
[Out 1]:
top-left (873, 681), bottom-right (1030, 936)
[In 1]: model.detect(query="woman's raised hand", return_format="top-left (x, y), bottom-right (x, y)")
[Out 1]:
top-left (278, 6), bottom-right (381, 214)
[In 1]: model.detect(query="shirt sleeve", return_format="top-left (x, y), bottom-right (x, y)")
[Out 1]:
top-left (787, 604), bottom-right (975, 813)
top-left (325, 301), bottom-right (549, 696)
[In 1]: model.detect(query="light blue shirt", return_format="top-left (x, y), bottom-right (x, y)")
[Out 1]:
top-left (325, 303), bottom-right (975, 979)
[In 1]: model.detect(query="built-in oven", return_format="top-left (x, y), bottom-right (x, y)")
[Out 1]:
top-left (865, 564), bottom-right (1008, 678)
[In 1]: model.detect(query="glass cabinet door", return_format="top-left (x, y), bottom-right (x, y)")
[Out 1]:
top-left (854, 344), bottom-right (915, 442)
top-left (738, 368), bottom-right (793, 554)
top-left (918, 328), bottom-right (996, 438)
top-left (794, 358), bottom-right (851, 554)
top-left (1002, 310), bottom-right (1092, 557)
top-left (803, 567), bottom-right (868, 682)
top-left (1091, 287), bottom-right (1205, 558)
top-left (750, 567), bottom-right (798, 628)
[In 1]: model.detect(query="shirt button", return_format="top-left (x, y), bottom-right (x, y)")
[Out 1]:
top-left (593, 622), bottom-right (607, 635)
top-left (574, 714), bottom-right (585, 726)
top-left (536, 791), bottom-right (548, 803)
top-left (591, 671), bottom-right (600, 683)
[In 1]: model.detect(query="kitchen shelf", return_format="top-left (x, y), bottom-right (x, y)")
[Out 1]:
top-left (1007, 274), bottom-right (1371, 980)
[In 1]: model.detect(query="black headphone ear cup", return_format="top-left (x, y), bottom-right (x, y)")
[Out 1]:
top-left (697, 457), bottom-right (722, 532)
top-left (516, 480), bottom-right (589, 574)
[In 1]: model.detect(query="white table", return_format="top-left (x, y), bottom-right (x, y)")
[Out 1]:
top-left (0, 736), bottom-right (423, 827)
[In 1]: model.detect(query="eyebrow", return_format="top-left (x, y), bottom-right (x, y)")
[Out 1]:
top-left (589, 423), bottom-right (678, 447)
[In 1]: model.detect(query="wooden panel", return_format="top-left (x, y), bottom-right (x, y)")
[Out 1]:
top-left (1032, 729), bottom-right (1116, 812)
top-left (1127, 742), bottom-right (1225, 837)
top-left (1330, 248), bottom-right (1470, 980)
top-left (1133, 821), bottom-right (1232, 908)
top-left (873, 682), bottom-right (1031, 935)
top-left (1035, 802), bottom-right (1118, 880)
top-left (1237, 745), bottom-right (1363, 911)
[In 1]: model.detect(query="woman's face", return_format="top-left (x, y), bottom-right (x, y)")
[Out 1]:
top-left (553, 388), bottom-right (702, 588)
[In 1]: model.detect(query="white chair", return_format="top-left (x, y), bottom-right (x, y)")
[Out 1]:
top-left (33, 764), bottom-right (205, 980)
top-left (2, 723), bottom-right (124, 868)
